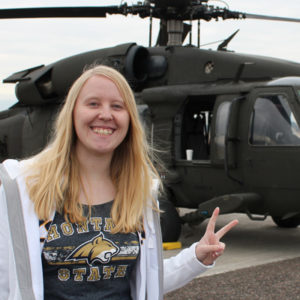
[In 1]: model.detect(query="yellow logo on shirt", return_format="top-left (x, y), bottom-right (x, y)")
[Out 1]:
top-left (66, 233), bottom-right (119, 265)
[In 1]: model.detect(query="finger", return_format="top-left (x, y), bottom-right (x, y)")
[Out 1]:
top-left (216, 219), bottom-right (239, 240)
top-left (213, 249), bottom-right (224, 256)
top-left (206, 207), bottom-right (220, 233)
top-left (214, 241), bottom-right (225, 254)
top-left (196, 242), bottom-right (225, 263)
top-left (196, 243), bottom-right (224, 255)
top-left (212, 249), bottom-right (224, 259)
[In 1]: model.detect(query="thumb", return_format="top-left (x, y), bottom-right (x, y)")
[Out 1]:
top-left (195, 243), bottom-right (224, 259)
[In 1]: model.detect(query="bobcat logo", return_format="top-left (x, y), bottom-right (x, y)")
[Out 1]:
top-left (66, 233), bottom-right (119, 265)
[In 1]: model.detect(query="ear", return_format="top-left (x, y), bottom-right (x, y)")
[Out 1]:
top-left (94, 233), bottom-right (104, 244)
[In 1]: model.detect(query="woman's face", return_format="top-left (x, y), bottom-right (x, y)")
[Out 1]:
top-left (73, 75), bottom-right (130, 158)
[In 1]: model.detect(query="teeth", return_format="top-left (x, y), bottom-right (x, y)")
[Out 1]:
top-left (93, 128), bottom-right (113, 135)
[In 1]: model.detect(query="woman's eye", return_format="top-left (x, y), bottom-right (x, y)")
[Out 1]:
top-left (88, 102), bottom-right (98, 107)
top-left (112, 104), bottom-right (123, 109)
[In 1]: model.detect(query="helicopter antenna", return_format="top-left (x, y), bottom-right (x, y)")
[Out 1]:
top-left (189, 18), bottom-right (192, 45)
top-left (197, 19), bottom-right (200, 48)
top-left (217, 29), bottom-right (239, 51)
top-left (188, 6), bottom-right (197, 46)
top-left (149, 8), bottom-right (153, 46)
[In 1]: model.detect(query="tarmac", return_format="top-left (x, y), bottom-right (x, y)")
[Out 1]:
top-left (164, 256), bottom-right (300, 300)
top-left (163, 212), bottom-right (300, 299)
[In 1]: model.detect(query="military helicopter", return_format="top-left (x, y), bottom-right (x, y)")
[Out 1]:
top-left (1, 0), bottom-right (300, 242)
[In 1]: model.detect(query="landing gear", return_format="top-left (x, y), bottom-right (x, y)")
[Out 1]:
top-left (159, 198), bottom-right (182, 242)
top-left (271, 214), bottom-right (300, 228)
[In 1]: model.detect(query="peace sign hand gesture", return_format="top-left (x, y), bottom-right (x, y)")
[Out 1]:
top-left (195, 207), bottom-right (238, 266)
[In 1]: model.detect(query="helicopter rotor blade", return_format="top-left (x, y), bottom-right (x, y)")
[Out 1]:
top-left (244, 13), bottom-right (300, 24)
top-left (0, 6), bottom-right (122, 19)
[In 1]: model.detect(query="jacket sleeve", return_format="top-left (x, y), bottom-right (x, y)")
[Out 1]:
top-left (163, 242), bottom-right (214, 294)
top-left (0, 185), bottom-right (10, 299)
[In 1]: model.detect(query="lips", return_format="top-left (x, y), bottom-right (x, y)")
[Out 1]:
top-left (91, 127), bottom-right (114, 136)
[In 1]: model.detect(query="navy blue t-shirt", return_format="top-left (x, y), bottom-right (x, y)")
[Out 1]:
top-left (42, 201), bottom-right (140, 300)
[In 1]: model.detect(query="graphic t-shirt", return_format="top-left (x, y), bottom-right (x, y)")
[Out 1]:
top-left (41, 201), bottom-right (140, 300)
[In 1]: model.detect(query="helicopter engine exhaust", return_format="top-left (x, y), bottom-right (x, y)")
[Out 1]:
top-left (125, 45), bottom-right (168, 85)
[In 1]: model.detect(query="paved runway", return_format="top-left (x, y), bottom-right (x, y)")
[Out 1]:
top-left (163, 213), bottom-right (300, 299)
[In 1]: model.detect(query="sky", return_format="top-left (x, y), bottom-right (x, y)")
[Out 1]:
top-left (1, 0), bottom-right (300, 110)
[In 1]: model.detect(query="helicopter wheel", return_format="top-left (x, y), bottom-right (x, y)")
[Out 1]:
top-left (159, 197), bottom-right (182, 242)
top-left (271, 214), bottom-right (300, 228)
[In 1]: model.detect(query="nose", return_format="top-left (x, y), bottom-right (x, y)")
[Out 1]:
top-left (98, 106), bottom-right (113, 121)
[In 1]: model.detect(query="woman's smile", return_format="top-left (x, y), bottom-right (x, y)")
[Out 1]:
top-left (91, 126), bottom-right (114, 136)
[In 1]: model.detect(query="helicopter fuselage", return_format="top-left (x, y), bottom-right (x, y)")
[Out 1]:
top-left (2, 43), bottom-right (300, 240)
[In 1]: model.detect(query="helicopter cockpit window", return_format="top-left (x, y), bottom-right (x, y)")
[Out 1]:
top-left (249, 94), bottom-right (300, 146)
top-left (214, 101), bottom-right (231, 160)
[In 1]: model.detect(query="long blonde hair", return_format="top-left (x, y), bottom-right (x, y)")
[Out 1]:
top-left (25, 65), bottom-right (160, 233)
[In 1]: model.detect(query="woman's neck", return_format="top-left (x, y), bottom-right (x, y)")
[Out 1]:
top-left (75, 147), bottom-right (116, 205)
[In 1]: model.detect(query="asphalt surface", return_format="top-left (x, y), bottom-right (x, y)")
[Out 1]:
top-left (163, 213), bottom-right (300, 299)
top-left (164, 256), bottom-right (300, 300)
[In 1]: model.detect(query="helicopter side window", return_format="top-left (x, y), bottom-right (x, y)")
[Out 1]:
top-left (249, 94), bottom-right (300, 146)
top-left (214, 101), bottom-right (231, 160)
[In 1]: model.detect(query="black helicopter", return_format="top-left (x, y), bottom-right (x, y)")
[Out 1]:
top-left (1, 0), bottom-right (300, 242)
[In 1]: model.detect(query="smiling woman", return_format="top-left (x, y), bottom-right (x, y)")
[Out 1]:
top-left (25, 65), bottom-right (151, 231)
top-left (0, 64), bottom-right (238, 300)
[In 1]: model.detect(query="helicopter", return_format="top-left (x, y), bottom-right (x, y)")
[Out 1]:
top-left (1, 0), bottom-right (300, 242)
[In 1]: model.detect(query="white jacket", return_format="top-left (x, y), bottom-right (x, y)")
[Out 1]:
top-left (0, 159), bottom-right (213, 300)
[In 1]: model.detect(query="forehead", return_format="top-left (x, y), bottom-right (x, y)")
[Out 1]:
top-left (78, 75), bottom-right (123, 100)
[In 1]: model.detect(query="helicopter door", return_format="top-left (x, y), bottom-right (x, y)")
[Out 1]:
top-left (210, 95), bottom-right (241, 170)
top-left (239, 86), bottom-right (300, 214)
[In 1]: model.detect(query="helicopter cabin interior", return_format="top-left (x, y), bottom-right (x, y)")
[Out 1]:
top-left (174, 95), bottom-right (215, 161)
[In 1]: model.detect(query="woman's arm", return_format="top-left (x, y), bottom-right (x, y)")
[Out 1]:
top-left (163, 207), bottom-right (238, 294)
top-left (163, 242), bottom-right (214, 293)
top-left (0, 184), bottom-right (10, 299)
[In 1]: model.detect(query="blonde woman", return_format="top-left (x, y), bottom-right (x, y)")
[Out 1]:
top-left (0, 65), bottom-right (238, 300)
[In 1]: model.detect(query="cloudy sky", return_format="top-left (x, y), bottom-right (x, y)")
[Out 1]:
top-left (1, 0), bottom-right (300, 110)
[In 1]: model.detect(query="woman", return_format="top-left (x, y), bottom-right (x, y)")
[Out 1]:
top-left (0, 65), bottom-right (238, 299)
